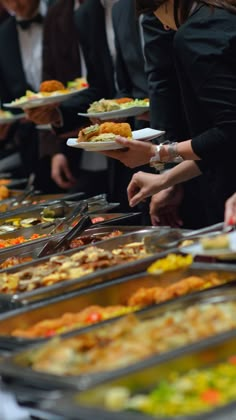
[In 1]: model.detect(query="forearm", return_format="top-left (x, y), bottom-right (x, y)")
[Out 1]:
top-left (163, 160), bottom-right (202, 189)
top-left (177, 140), bottom-right (200, 160)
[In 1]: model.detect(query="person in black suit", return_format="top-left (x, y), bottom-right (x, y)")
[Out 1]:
top-left (26, 0), bottom-right (151, 214)
top-left (106, 0), bottom-right (152, 213)
top-left (126, 0), bottom-right (236, 226)
top-left (26, 0), bottom-right (117, 198)
top-left (142, 13), bottom-right (206, 229)
top-left (0, 0), bottom-right (55, 176)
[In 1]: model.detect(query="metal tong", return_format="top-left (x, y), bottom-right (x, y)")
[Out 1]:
top-left (144, 222), bottom-right (233, 253)
top-left (44, 201), bottom-right (89, 234)
top-left (37, 214), bottom-right (93, 258)
top-left (7, 173), bottom-right (35, 210)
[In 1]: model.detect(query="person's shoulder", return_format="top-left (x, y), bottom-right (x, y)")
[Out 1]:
top-left (174, 5), bottom-right (236, 52)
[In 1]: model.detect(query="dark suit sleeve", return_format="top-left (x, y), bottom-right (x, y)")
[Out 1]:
top-left (174, 23), bottom-right (236, 167)
top-left (191, 63), bottom-right (236, 164)
top-left (142, 14), bottom-right (188, 139)
top-left (112, 6), bottom-right (133, 98)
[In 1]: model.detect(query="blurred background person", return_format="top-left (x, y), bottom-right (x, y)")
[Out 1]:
top-left (28, 0), bottom-right (117, 198)
top-left (0, 0), bottom-right (55, 179)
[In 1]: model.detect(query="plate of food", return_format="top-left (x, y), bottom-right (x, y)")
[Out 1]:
top-left (4, 79), bottom-right (86, 110)
top-left (78, 97), bottom-right (150, 120)
top-left (181, 230), bottom-right (236, 259)
top-left (0, 110), bottom-right (25, 124)
top-left (67, 122), bottom-right (165, 151)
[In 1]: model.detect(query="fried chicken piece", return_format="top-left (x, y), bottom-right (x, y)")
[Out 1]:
top-left (156, 276), bottom-right (205, 303)
top-left (128, 287), bottom-right (163, 306)
top-left (40, 80), bottom-right (65, 93)
top-left (99, 122), bottom-right (132, 138)
top-left (0, 185), bottom-right (9, 199)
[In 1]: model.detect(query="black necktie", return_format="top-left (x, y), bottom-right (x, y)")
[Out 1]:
top-left (16, 13), bottom-right (44, 30)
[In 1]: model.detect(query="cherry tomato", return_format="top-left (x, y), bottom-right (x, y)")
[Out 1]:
top-left (45, 329), bottom-right (56, 337)
top-left (86, 312), bottom-right (103, 323)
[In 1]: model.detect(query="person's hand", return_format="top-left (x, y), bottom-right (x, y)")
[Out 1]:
top-left (150, 185), bottom-right (184, 227)
top-left (225, 193), bottom-right (236, 225)
top-left (100, 137), bottom-right (156, 168)
top-left (127, 171), bottom-right (167, 207)
top-left (51, 154), bottom-right (77, 189)
top-left (0, 123), bottom-right (12, 140)
top-left (136, 111), bottom-right (150, 121)
top-left (25, 104), bottom-right (60, 125)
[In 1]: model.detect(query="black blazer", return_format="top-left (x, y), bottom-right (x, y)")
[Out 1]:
top-left (142, 14), bottom-right (188, 138)
top-left (173, 5), bottom-right (236, 223)
top-left (112, 0), bottom-right (148, 99)
top-left (0, 3), bottom-right (55, 175)
top-left (58, 0), bottom-right (116, 133)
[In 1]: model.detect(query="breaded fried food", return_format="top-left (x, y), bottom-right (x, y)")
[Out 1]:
top-left (0, 185), bottom-right (9, 200)
top-left (99, 122), bottom-right (132, 138)
top-left (40, 80), bottom-right (65, 93)
top-left (115, 97), bottom-right (133, 104)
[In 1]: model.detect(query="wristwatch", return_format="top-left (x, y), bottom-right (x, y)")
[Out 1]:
top-left (149, 142), bottom-right (183, 171)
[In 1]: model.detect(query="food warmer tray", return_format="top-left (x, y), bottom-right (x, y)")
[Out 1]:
top-left (0, 194), bottom-right (117, 221)
top-left (0, 191), bottom-right (85, 212)
top-left (2, 284), bottom-right (236, 393)
top-left (31, 330), bottom-right (236, 420)
top-left (0, 212), bottom-right (141, 259)
top-left (0, 225), bottom-right (160, 270)
top-left (0, 228), bottom-right (169, 311)
top-left (0, 261), bottom-right (235, 351)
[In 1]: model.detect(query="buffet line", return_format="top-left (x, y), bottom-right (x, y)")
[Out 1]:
top-left (0, 181), bottom-right (236, 419)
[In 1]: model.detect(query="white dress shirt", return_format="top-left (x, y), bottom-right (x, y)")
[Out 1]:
top-left (16, 0), bottom-right (48, 91)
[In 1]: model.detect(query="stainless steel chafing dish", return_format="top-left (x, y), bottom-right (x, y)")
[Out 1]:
top-left (1, 285), bottom-right (236, 392)
top-left (33, 330), bottom-right (236, 420)
top-left (0, 225), bottom-right (159, 270)
top-left (0, 261), bottom-right (235, 351)
top-left (0, 228), bottom-right (166, 311)
top-left (0, 210), bottom-right (140, 259)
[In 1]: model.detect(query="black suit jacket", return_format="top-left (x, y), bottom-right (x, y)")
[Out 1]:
top-left (0, 2), bottom-right (55, 175)
top-left (112, 0), bottom-right (148, 99)
top-left (173, 5), bottom-right (236, 223)
top-left (142, 14), bottom-right (188, 138)
top-left (58, 0), bottom-right (116, 134)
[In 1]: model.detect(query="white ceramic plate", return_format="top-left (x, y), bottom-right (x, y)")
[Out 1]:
top-left (67, 128), bottom-right (165, 151)
top-left (4, 89), bottom-right (85, 110)
top-left (0, 113), bottom-right (25, 124)
top-left (181, 230), bottom-right (236, 259)
top-left (78, 105), bottom-right (149, 120)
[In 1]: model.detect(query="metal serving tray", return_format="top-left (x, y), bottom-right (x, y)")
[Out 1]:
top-left (0, 212), bottom-right (140, 260)
top-left (0, 191), bottom-right (84, 213)
top-left (34, 330), bottom-right (236, 420)
top-left (0, 261), bottom-right (235, 351)
top-left (0, 194), bottom-right (115, 221)
top-left (2, 284), bottom-right (236, 393)
top-left (0, 228), bottom-right (166, 311)
top-left (0, 225), bottom-right (159, 271)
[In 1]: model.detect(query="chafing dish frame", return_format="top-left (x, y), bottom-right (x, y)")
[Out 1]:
top-left (1, 281), bottom-right (236, 392)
